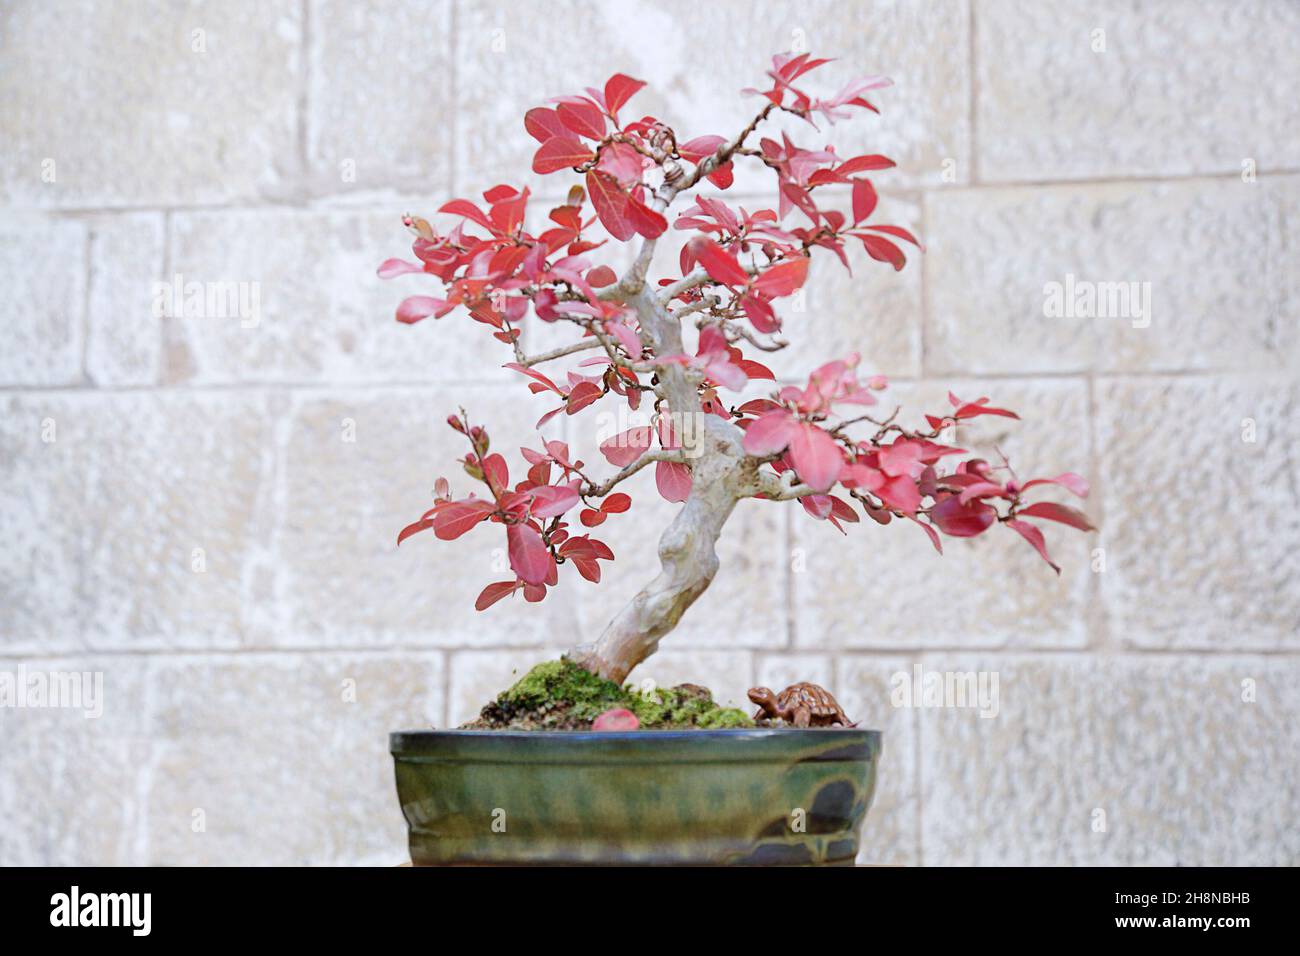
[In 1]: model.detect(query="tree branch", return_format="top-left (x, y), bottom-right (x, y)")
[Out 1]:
top-left (582, 449), bottom-right (686, 498)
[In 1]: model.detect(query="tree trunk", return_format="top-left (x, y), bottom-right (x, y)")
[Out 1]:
top-left (569, 478), bottom-right (737, 684)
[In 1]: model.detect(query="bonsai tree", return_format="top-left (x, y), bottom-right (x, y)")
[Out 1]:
top-left (380, 52), bottom-right (1093, 686)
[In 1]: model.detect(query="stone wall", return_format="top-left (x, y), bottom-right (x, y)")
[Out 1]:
top-left (1, 0), bottom-right (1296, 865)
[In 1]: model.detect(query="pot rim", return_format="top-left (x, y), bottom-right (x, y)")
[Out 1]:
top-left (391, 727), bottom-right (881, 762)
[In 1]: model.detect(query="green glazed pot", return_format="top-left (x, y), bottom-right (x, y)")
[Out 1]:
top-left (390, 728), bottom-right (881, 865)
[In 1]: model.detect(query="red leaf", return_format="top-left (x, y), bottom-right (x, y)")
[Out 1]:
top-left (1006, 519), bottom-right (1061, 574)
top-left (861, 224), bottom-right (922, 248)
top-left (1017, 502), bottom-right (1094, 531)
top-left (837, 154), bottom-right (896, 175)
top-left (532, 136), bottom-right (594, 174)
top-left (586, 170), bottom-right (636, 241)
top-left (860, 234), bottom-right (905, 271)
top-left (481, 453), bottom-right (509, 492)
top-left (396, 516), bottom-right (435, 546)
top-left (751, 257), bottom-right (809, 298)
top-left (740, 292), bottom-right (779, 332)
top-left (688, 236), bottom-right (750, 287)
top-left (601, 492), bottom-right (632, 514)
top-left (565, 380), bottom-right (604, 414)
top-left (851, 179), bottom-right (878, 223)
top-left (507, 522), bottom-right (551, 585)
top-left (438, 199), bottom-right (496, 233)
top-left (603, 73), bottom-right (646, 117)
top-left (628, 196), bottom-right (668, 238)
top-left (433, 500), bottom-right (495, 540)
top-left (931, 494), bottom-right (997, 537)
top-left (475, 581), bottom-right (519, 611)
top-left (579, 508), bottom-right (606, 527)
top-left (910, 517), bottom-right (944, 554)
top-left (556, 100), bottom-right (606, 140)
top-left (655, 460), bottom-right (692, 502)
top-left (524, 107), bottom-right (568, 143)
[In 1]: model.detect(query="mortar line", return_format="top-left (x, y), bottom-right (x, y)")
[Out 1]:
top-left (6, 167), bottom-right (1297, 219)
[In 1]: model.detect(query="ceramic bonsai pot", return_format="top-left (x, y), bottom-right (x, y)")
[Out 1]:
top-left (391, 727), bottom-right (881, 865)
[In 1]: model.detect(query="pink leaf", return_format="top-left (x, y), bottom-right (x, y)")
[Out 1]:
top-left (742, 409), bottom-right (798, 456)
top-left (1006, 519), bottom-right (1061, 574)
top-left (788, 423), bottom-right (843, 493)
top-left (396, 295), bottom-right (448, 324)
top-left (600, 426), bottom-right (653, 467)
top-left (1017, 501), bottom-right (1094, 531)
top-left (592, 708), bottom-right (639, 731)
top-left (530, 484), bottom-right (581, 518)
top-left (655, 460), bottom-right (692, 502)
top-left (377, 258), bottom-right (424, 279)
top-left (1021, 472), bottom-right (1090, 499)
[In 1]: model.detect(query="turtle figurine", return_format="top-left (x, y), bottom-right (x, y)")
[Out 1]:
top-left (748, 682), bottom-right (855, 728)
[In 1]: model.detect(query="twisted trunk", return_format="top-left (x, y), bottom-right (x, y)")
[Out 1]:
top-left (569, 441), bottom-right (745, 683)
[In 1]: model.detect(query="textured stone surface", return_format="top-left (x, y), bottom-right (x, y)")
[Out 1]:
top-left (454, 0), bottom-right (969, 199)
top-left (1098, 377), bottom-right (1300, 650)
top-left (274, 384), bottom-right (580, 647)
top-left (976, 0), bottom-right (1300, 182)
top-left (793, 378), bottom-right (1095, 650)
top-left (143, 652), bottom-right (442, 865)
top-left (0, 215), bottom-right (85, 386)
top-left (763, 191), bottom-right (924, 382)
top-left (0, 393), bottom-right (275, 653)
top-left (0, 396), bottom-right (85, 654)
top-left (307, 0), bottom-right (454, 198)
top-left (0, 0), bottom-right (302, 207)
top-left (0, 655), bottom-right (150, 865)
top-left (925, 177), bottom-right (1296, 375)
top-left (447, 649), bottom-right (569, 727)
top-left (165, 208), bottom-right (512, 384)
top-left (2, 1), bottom-right (1297, 867)
top-left (919, 654), bottom-right (1300, 865)
top-left (86, 214), bottom-right (167, 386)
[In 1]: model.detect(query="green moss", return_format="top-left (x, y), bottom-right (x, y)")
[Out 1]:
top-left (475, 658), bottom-right (755, 730)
